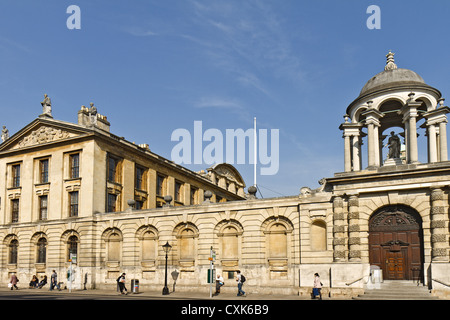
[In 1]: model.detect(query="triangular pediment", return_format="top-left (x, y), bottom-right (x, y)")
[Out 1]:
top-left (0, 118), bottom-right (92, 152)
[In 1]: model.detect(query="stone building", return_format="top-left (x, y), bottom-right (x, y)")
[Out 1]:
top-left (0, 52), bottom-right (449, 298)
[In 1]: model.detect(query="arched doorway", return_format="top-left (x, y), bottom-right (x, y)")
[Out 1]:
top-left (369, 205), bottom-right (424, 281)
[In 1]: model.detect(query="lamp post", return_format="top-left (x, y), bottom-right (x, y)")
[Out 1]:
top-left (162, 241), bottom-right (172, 295)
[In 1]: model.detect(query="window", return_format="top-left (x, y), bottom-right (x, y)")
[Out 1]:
top-left (107, 233), bottom-right (121, 262)
top-left (12, 164), bottom-right (20, 188)
top-left (39, 195), bottom-right (48, 220)
top-left (175, 181), bottom-right (183, 203)
top-left (70, 153), bottom-right (80, 178)
top-left (190, 187), bottom-right (198, 205)
top-left (36, 238), bottom-right (47, 264)
top-left (108, 155), bottom-right (121, 183)
top-left (135, 200), bottom-right (144, 210)
top-left (9, 240), bottom-right (18, 264)
top-left (156, 174), bottom-right (166, 196)
top-left (11, 199), bottom-right (19, 223)
top-left (141, 231), bottom-right (157, 261)
top-left (135, 166), bottom-right (146, 190)
top-left (67, 235), bottom-right (78, 261)
top-left (311, 221), bottom-right (327, 251)
top-left (107, 193), bottom-right (117, 212)
top-left (222, 226), bottom-right (239, 259)
top-left (179, 228), bottom-right (195, 261)
top-left (268, 223), bottom-right (288, 258)
top-left (40, 159), bottom-right (49, 183)
top-left (69, 191), bottom-right (79, 217)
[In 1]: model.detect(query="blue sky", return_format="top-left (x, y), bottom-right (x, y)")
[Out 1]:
top-left (1, 0), bottom-right (450, 197)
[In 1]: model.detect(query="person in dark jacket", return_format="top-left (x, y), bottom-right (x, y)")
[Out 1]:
top-left (116, 273), bottom-right (128, 295)
top-left (37, 275), bottom-right (47, 289)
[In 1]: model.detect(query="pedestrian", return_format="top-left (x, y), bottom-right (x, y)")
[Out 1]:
top-left (116, 273), bottom-right (128, 295)
top-left (37, 275), bottom-right (47, 289)
top-left (9, 273), bottom-right (19, 290)
top-left (50, 270), bottom-right (61, 291)
top-left (312, 273), bottom-right (322, 300)
top-left (215, 274), bottom-right (224, 295)
top-left (236, 270), bottom-right (246, 297)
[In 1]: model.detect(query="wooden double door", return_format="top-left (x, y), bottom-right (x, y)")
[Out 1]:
top-left (369, 206), bottom-right (424, 281)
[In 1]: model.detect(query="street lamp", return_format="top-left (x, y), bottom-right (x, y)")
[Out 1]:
top-left (162, 241), bottom-right (172, 295)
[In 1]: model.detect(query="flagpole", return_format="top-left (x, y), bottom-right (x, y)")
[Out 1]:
top-left (254, 117), bottom-right (257, 187)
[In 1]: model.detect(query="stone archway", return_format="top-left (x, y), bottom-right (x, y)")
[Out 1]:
top-left (368, 205), bottom-right (424, 281)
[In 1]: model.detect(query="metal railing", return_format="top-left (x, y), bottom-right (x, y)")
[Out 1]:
top-left (345, 275), bottom-right (369, 286)
top-left (432, 278), bottom-right (450, 288)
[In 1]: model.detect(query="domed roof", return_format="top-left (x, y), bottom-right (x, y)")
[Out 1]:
top-left (359, 51), bottom-right (427, 97)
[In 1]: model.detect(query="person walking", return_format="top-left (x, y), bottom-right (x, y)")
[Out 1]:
top-left (215, 274), bottom-right (224, 295)
top-left (9, 273), bottom-right (19, 290)
top-left (49, 270), bottom-right (61, 291)
top-left (116, 273), bottom-right (128, 295)
top-left (236, 270), bottom-right (246, 297)
top-left (312, 273), bottom-right (322, 300)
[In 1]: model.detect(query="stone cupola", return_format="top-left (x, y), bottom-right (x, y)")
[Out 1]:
top-left (340, 51), bottom-right (450, 172)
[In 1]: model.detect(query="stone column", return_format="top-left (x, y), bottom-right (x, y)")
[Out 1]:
top-left (404, 121), bottom-right (410, 163)
top-left (362, 106), bottom-right (384, 169)
top-left (430, 188), bottom-right (448, 262)
top-left (339, 121), bottom-right (364, 172)
top-left (344, 134), bottom-right (352, 172)
top-left (332, 196), bottom-right (346, 262)
top-left (352, 134), bottom-right (361, 171)
top-left (408, 112), bottom-right (419, 163)
top-left (400, 94), bottom-right (421, 164)
top-left (373, 125), bottom-right (380, 167)
top-left (367, 122), bottom-right (376, 168)
top-left (439, 120), bottom-right (448, 161)
top-left (428, 124), bottom-right (438, 163)
top-left (423, 102), bottom-right (450, 163)
top-left (348, 195), bottom-right (361, 261)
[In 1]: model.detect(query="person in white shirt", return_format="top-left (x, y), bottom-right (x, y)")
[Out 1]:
top-left (215, 274), bottom-right (224, 295)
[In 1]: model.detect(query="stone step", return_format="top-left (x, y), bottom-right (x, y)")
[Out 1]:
top-left (353, 281), bottom-right (439, 300)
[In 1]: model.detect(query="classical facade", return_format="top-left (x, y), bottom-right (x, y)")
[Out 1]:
top-left (1, 52), bottom-right (450, 298)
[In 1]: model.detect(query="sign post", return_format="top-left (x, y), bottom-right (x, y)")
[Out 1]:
top-left (208, 247), bottom-right (216, 298)
top-left (68, 253), bottom-right (77, 293)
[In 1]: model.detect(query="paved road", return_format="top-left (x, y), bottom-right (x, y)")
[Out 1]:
top-left (0, 287), bottom-right (329, 319)
top-left (0, 287), bottom-right (320, 300)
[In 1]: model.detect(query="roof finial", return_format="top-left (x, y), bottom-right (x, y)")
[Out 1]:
top-left (385, 50), bottom-right (397, 71)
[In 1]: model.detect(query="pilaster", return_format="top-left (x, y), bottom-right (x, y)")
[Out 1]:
top-left (332, 196), bottom-right (347, 262)
top-left (347, 195), bottom-right (361, 261)
top-left (430, 188), bottom-right (448, 262)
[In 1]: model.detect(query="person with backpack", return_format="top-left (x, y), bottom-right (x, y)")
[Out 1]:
top-left (236, 270), bottom-right (246, 296)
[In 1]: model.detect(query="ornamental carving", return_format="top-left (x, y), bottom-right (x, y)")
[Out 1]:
top-left (348, 196), bottom-right (359, 207)
top-left (333, 196), bottom-right (344, 208)
top-left (431, 206), bottom-right (445, 215)
top-left (431, 188), bottom-right (444, 201)
top-left (13, 126), bottom-right (73, 149)
top-left (369, 206), bottom-right (421, 231)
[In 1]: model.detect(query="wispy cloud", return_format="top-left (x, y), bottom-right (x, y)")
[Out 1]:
top-left (186, 0), bottom-right (307, 89)
top-left (122, 26), bottom-right (158, 37)
top-left (0, 35), bottom-right (31, 54)
top-left (194, 96), bottom-right (251, 123)
top-left (195, 97), bottom-right (243, 110)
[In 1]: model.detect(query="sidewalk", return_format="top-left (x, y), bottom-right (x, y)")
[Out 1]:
top-left (0, 286), bottom-right (341, 300)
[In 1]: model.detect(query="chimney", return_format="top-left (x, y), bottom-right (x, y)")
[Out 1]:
top-left (77, 103), bottom-right (110, 132)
